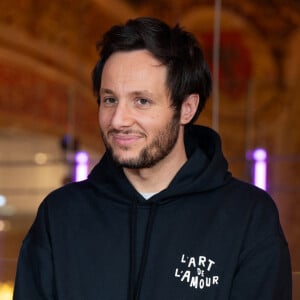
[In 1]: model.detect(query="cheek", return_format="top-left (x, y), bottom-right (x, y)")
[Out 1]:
top-left (98, 111), bottom-right (109, 131)
top-left (98, 106), bottom-right (111, 125)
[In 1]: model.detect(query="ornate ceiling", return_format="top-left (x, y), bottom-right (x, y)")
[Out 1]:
top-left (1, 0), bottom-right (300, 62)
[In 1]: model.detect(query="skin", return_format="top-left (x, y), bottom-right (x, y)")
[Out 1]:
top-left (98, 50), bottom-right (199, 193)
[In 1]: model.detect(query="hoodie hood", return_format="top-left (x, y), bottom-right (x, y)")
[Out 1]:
top-left (88, 124), bottom-right (231, 204)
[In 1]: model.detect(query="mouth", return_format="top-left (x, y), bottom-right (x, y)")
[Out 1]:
top-left (109, 131), bottom-right (145, 147)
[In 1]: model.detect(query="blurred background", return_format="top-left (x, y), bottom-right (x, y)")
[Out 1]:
top-left (0, 0), bottom-right (299, 298)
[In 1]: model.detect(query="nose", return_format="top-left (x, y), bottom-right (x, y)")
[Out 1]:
top-left (110, 102), bottom-right (134, 129)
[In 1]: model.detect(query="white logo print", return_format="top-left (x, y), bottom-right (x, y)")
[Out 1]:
top-left (175, 254), bottom-right (220, 290)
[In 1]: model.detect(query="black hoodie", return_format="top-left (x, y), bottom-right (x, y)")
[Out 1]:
top-left (13, 125), bottom-right (292, 299)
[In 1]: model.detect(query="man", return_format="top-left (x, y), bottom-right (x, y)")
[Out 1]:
top-left (14, 17), bottom-right (292, 299)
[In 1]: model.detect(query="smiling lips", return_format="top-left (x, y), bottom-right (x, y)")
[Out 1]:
top-left (109, 131), bottom-right (145, 147)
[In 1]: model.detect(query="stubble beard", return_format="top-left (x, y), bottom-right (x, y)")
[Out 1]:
top-left (101, 113), bottom-right (181, 169)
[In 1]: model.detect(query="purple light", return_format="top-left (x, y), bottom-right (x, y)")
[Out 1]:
top-left (253, 148), bottom-right (267, 190)
top-left (75, 151), bottom-right (89, 182)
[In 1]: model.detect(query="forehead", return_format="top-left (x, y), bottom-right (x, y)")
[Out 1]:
top-left (101, 50), bottom-right (167, 89)
top-left (104, 49), bottom-right (162, 69)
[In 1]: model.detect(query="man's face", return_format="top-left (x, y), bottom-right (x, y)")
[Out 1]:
top-left (98, 49), bottom-right (181, 169)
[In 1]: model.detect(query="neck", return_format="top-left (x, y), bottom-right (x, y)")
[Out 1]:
top-left (123, 130), bottom-right (187, 194)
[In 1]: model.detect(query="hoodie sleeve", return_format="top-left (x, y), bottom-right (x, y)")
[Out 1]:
top-left (13, 200), bottom-right (56, 300)
top-left (230, 191), bottom-right (292, 300)
top-left (230, 235), bottom-right (292, 299)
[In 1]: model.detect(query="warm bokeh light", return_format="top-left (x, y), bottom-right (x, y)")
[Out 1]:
top-left (0, 282), bottom-right (13, 300)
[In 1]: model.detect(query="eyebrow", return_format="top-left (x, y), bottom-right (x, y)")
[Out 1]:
top-left (100, 88), bottom-right (154, 98)
top-left (100, 88), bottom-right (114, 95)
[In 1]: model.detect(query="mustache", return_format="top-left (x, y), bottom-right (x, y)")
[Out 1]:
top-left (107, 128), bottom-right (146, 137)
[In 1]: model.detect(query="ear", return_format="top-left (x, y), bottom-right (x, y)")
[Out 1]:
top-left (180, 94), bottom-right (200, 125)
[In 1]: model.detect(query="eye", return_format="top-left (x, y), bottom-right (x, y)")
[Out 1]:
top-left (136, 98), bottom-right (151, 106)
top-left (103, 97), bottom-right (117, 106)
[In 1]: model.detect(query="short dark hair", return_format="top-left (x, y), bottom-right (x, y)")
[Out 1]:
top-left (92, 17), bottom-right (212, 123)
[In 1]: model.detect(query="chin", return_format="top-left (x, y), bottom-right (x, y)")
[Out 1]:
top-left (112, 153), bottom-right (139, 166)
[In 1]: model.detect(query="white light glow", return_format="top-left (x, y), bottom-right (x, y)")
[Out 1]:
top-left (75, 151), bottom-right (89, 182)
top-left (0, 195), bottom-right (6, 207)
top-left (253, 148), bottom-right (267, 190)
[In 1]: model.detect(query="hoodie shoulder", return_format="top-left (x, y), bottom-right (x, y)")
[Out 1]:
top-left (223, 177), bottom-right (286, 242)
top-left (39, 180), bottom-right (95, 213)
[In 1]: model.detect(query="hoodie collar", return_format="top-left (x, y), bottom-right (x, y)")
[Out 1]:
top-left (88, 125), bottom-right (231, 204)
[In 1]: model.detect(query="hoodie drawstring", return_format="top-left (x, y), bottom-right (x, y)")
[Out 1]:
top-left (129, 198), bottom-right (158, 300)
